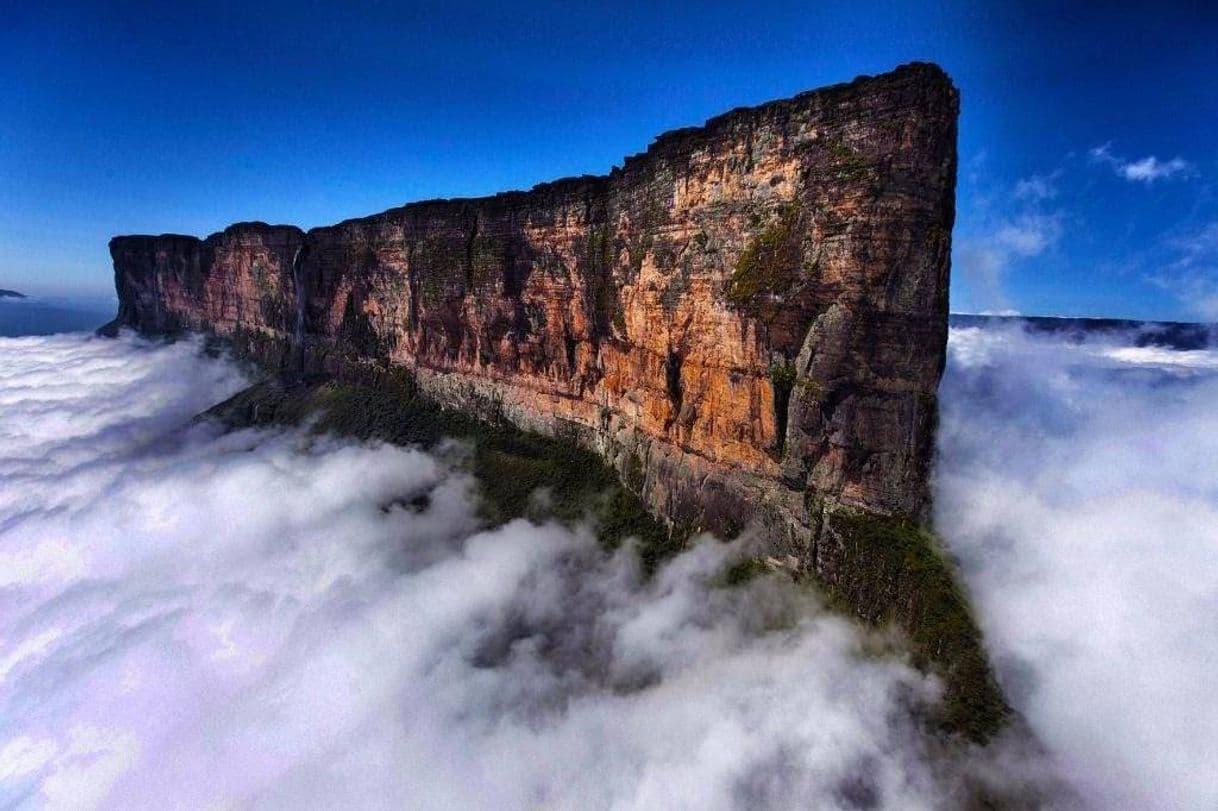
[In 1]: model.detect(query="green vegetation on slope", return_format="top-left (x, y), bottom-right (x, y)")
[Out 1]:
top-left (205, 373), bottom-right (681, 575)
top-left (208, 371), bottom-right (1010, 743)
top-left (720, 557), bottom-right (770, 587)
top-left (826, 510), bottom-right (1012, 742)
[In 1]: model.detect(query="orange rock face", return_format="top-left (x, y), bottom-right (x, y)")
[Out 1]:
top-left (107, 63), bottom-right (958, 561)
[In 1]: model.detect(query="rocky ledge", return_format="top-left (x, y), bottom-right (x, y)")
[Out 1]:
top-left (105, 63), bottom-right (1008, 739)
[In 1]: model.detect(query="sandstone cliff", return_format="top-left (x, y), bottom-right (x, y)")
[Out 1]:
top-left (107, 63), bottom-right (1000, 735)
top-left (109, 61), bottom-right (953, 527)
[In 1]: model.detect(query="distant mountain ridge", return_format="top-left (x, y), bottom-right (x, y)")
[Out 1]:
top-left (951, 313), bottom-right (1215, 351)
top-left (0, 294), bottom-right (113, 337)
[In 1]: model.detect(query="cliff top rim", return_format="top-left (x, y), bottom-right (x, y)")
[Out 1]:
top-left (111, 61), bottom-right (956, 248)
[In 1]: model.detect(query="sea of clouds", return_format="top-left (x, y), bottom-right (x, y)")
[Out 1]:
top-left (0, 325), bottom-right (1214, 809)
top-left (937, 325), bottom-right (1218, 810)
top-left (0, 333), bottom-right (964, 810)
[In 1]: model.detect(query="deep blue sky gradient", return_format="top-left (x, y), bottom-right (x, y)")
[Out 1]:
top-left (3, 1), bottom-right (1216, 319)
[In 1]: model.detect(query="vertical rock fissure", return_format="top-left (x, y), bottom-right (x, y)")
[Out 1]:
top-left (665, 348), bottom-right (683, 429)
top-left (770, 360), bottom-right (796, 457)
top-left (464, 212), bottom-right (480, 292)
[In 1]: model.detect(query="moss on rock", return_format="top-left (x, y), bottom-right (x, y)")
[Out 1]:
top-left (725, 203), bottom-right (803, 311)
top-left (721, 557), bottom-right (769, 587)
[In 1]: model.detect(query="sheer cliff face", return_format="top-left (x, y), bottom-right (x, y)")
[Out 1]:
top-left (108, 63), bottom-right (957, 556)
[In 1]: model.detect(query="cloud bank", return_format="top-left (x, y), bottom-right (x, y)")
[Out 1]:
top-left (937, 325), bottom-right (1218, 810)
top-left (4, 326), bottom-right (1213, 809)
top-left (0, 334), bottom-right (998, 810)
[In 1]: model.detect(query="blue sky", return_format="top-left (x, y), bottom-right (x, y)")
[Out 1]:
top-left (2, 1), bottom-right (1216, 320)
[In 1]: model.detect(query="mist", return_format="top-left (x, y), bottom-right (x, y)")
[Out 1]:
top-left (1, 326), bottom-right (1214, 809)
top-left (937, 325), bottom-right (1218, 810)
top-left (0, 333), bottom-right (960, 810)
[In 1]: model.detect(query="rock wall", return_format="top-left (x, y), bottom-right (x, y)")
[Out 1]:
top-left (107, 62), bottom-right (958, 569)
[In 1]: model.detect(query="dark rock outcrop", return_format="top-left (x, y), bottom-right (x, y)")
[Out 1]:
top-left (106, 63), bottom-right (1004, 735)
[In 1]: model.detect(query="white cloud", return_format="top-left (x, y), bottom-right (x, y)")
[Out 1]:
top-left (1089, 143), bottom-right (1195, 183)
top-left (0, 334), bottom-right (1057, 809)
top-left (955, 244), bottom-right (1010, 312)
top-left (956, 211), bottom-right (1061, 313)
top-left (1121, 155), bottom-right (1192, 182)
top-left (1013, 174), bottom-right (1057, 202)
top-left (996, 213), bottom-right (1061, 257)
top-left (12, 328), bottom-right (1216, 809)
top-left (1155, 274), bottom-right (1218, 322)
top-left (937, 325), bottom-right (1218, 810)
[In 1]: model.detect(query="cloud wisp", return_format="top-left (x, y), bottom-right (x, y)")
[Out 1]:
top-left (1013, 172), bottom-right (1058, 203)
top-left (1089, 143), bottom-right (1195, 183)
top-left (1, 334), bottom-right (1022, 810)
top-left (955, 206), bottom-right (1062, 314)
top-left (1147, 221), bottom-right (1218, 322)
top-left (937, 324), bottom-right (1218, 810)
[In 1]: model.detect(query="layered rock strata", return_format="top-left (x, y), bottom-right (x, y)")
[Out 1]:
top-left (109, 60), bottom-right (955, 540)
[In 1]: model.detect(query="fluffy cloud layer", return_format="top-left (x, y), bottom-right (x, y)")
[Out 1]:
top-left (3, 326), bottom-right (1213, 809)
top-left (937, 325), bottom-right (1218, 810)
top-left (0, 334), bottom-right (979, 810)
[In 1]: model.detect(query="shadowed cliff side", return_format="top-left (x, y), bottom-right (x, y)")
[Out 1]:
top-left (103, 63), bottom-right (1010, 740)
